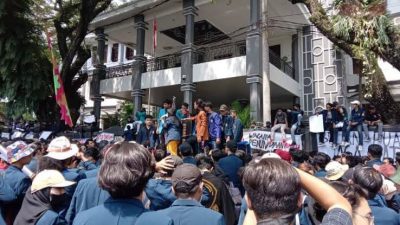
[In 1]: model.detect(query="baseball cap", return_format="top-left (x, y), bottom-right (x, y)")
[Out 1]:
top-left (4, 141), bottom-right (36, 163)
top-left (31, 170), bottom-right (75, 193)
top-left (373, 164), bottom-right (396, 178)
top-left (46, 136), bottom-right (79, 160)
top-left (261, 152), bottom-right (281, 159)
top-left (172, 164), bottom-right (202, 193)
top-left (325, 161), bottom-right (349, 181)
top-left (275, 150), bottom-right (292, 162)
top-left (219, 104), bottom-right (229, 111)
top-left (350, 100), bottom-right (361, 105)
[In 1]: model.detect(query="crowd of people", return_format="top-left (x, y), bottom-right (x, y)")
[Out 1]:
top-left (124, 98), bottom-right (244, 156)
top-left (0, 97), bottom-right (398, 225)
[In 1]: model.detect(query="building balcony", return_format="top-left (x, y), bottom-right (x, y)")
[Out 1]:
top-left (104, 41), bottom-right (296, 82)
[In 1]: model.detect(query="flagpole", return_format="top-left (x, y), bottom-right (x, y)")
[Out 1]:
top-left (148, 18), bottom-right (157, 115)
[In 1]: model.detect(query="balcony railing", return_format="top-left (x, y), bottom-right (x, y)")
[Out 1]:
top-left (104, 41), bottom-right (295, 80)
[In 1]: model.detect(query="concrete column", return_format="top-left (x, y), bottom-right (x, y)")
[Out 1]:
top-left (91, 28), bottom-right (106, 128)
top-left (180, 0), bottom-right (198, 111)
top-left (132, 15), bottom-right (147, 116)
top-left (247, 0), bottom-right (263, 122)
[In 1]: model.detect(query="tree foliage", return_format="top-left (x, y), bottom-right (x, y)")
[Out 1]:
top-left (0, 0), bottom-right (53, 119)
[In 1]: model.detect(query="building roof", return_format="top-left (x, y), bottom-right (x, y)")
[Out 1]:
top-left (89, 0), bottom-right (165, 30)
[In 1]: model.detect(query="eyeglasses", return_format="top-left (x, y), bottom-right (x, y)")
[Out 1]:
top-left (354, 212), bottom-right (374, 225)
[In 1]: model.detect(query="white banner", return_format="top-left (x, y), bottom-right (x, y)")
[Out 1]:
top-left (95, 132), bottom-right (115, 143)
top-left (318, 131), bottom-right (400, 158)
top-left (243, 130), bottom-right (302, 151)
top-left (309, 115), bottom-right (324, 133)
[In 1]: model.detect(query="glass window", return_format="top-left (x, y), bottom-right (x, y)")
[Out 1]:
top-left (111, 43), bottom-right (119, 62)
top-left (126, 47), bottom-right (134, 60)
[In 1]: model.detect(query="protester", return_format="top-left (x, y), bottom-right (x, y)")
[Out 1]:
top-left (366, 144), bottom-right (383, 167)
top-left (145, 155), bottom-right (183, 210)
top-left (270, 109), bottom-right (288, 142)
top-left (73, 142), bottom-right (172, 225)
top-left (163, 108), bottom-right (182, 156)
top-left (344, 100), bottom-right (365, 151)
top-left (184, 99), bottom-right (209, 150)
top-left (363, 105), bottom-right (383, 142)
top-left (313, 152), bottom-right (331, 178)
top-left (330, 181), bottom-right (374, 225)
top-left (123, 125), bottom-right (134, 141)
top-left (242, 158), bottom-right (352, 225)
top-left (218, 141), bottom-right (244, 193)
top-left (137, 164), bottom-right (225, 225)
top-left (321, 103), bottom-right (337, 146)
top-left (204, 101), bottom-right (222, 150)
top-left (135, 108), bottom-right (147, 123)
top-left (136, 115), bottom-right (156, 149)
top-left (77, 147), bottom-right (99, 172)
top-left (2, 141), bottom-right (35, 224)
top-left (325, 161), bottom-right (349, 181)
top-left (287, 104), bottom-right (303, 145)
top-left (335, 103), bottom-right (349, 147)
top-left (219, 104), bottom-right (233, 143)
top-left (0, 176), bottom-right (16, 225)
top-left (197, 155), bottom-right (236, 225)
top-left (179, 142), bottom-right (196, 165)
top-left (353, 167), bottom-right (400, 225)
top-left (45, 137), bottom-right (80, 197)
top-left (14, 170), bottom-right (75, 225)
top-left (231, 109), bottom-right (243, 144)
top-left (157, 98), bottom-right (174, 135)
top-left (176, 103), bottom-right (190, 120)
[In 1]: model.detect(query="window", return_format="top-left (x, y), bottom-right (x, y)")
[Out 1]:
top-left (111, 43), bottom-right (119, 62)
top-left (126, 47), bottom-right (134, 60)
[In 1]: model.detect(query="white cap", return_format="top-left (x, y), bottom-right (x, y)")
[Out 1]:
top-left (31, 170), bottom-right (75, 193)
top-left (350, 100), bottom-right (361, 105)
top-left (46, 136), bottom-right (79, 160)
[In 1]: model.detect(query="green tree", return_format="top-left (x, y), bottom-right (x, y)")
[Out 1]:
top-left (119, 102), bottom-right (134, 125)
top-left (0, 0), bottom-right (53, 120)
top-left (231, 100), bottom-right (251, 128)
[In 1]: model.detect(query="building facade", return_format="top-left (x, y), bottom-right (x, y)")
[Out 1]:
top-left (82, 0), bottom-right (370, 122)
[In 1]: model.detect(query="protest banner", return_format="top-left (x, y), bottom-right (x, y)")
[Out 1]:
top-left (243, 130), bottom-right (302, 151)
top-left (95, 132), bottom-right (115, 143)
top-left (309, 115), bottom-right (324, 133)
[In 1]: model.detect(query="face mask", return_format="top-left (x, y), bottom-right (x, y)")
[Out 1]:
top-left (50, 193), bottom-right (68, 211)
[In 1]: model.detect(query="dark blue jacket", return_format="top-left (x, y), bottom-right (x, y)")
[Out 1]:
top-left (36, 210), bottom-right (67, 225)
top-left (350, 108), bottom-right (365, 125)
top-left (163, 116), bottom-right (181, 144)
top-left (123, 130), bottom-right (134, 141)
top-left (77, 161), bottom-right (97, 172)
top-left (232, 118), bottom-right (243, 143)
top-left (140, 199), bottom-right (225, 225)
top-left (136, 125), bottom-right (156, 148)
top-left (221, 115), bottom-right (234, 138)
top-left (368, 195), bottom-right (400, 225)
top-left (322, 109), bottom-right (338, 124)
top-left (145, 179), bottom-right (176, 211)
top-left (314, 169), bottom-right (327, 178)
top-left (290, 110), bottom-right (304, 125)
top-left (218, 155), bottom-right (244, 188)
top-left (66, 177), bottom-right (110, 224)
top-left (366, 159), bottom-right (383, 167)
top-left (62, 169), bottom-right (81, 198)
top-left (183, 156), bottom-right (197, 165)
top-left (208, 112), bottom-right (222, 140)
top-left (144, 178), bottom-right (211, 211)
top-left (3, 165), bottom-right (31, 222)
top-left (0, 176), bottom-right (16, 225)
top-left (73, 199), bottom-right (150, 225)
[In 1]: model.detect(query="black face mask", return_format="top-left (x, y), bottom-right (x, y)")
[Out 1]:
top-left (50, 193), bottom-right (68, 211)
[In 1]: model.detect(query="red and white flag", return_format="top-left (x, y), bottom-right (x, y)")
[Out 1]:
top-left (153, 18), bottom-right (158, 51)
